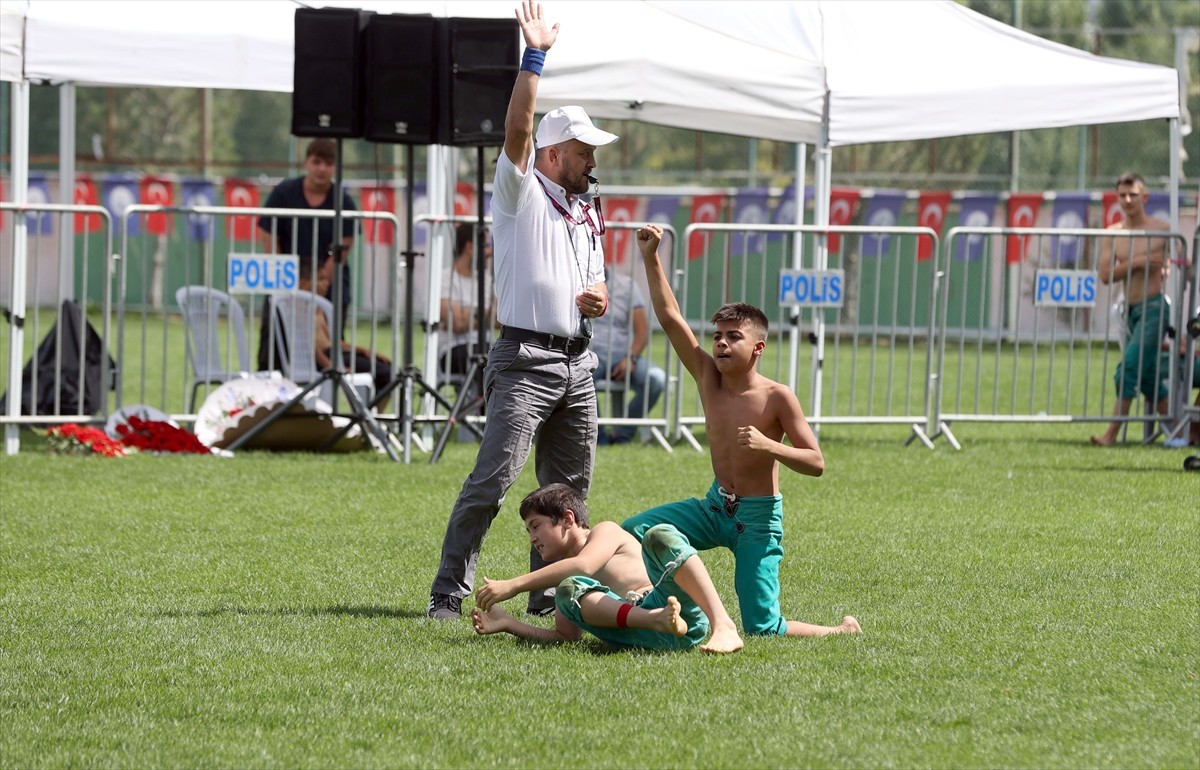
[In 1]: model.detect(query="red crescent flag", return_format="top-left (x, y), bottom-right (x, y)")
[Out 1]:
top-left (917, 191), bottom-right (952, 261)
top-left (600, 197), bottom-right (640, 266)
top-left (224, 179), bottom-right (260, 242)
top-left (74, 175), bottom-right (102, 233)
top-left (361, 186), bottom-right (396, 245)
top-left (139, 176), bottom-right (173, 235)
top-left (826, 187), bottom-right (861, 252)
top-left (687, 194), bottom-right (725, 260)
top-left (1101, 190), bottom-right (1122, 227)
top-left (1005, 192), bottom-right (1044, 264)
top-left (454, 182), bottom-right (476, 217)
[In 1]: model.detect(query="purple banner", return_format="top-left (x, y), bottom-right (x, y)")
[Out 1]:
top-left (103, 174), bottom-right (140, 236)
top-left (1048, 193), bottom-right (1090, 265)
top-left (25, 174), bottom-right (54, 235)
top-left (644, 196), bottom-right (679, 228)
top-left (182, 178), bottom-right (215, 241)
top-left (768, 183), bottom-right (814, 244)
top-left (1145, 192), bottom-right (1187, 223)
top-left (411, 182), bottom-right (430, 252)
top-left (731, 188), bottom-right (769, 257)
top-left (861, 192), bottom-right (906, 255)
top-left (955, 194), bottom-right (998, 261)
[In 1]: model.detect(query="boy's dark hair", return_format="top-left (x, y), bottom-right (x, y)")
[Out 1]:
top-left (1115, 172), bottom-right (1145, 190)
top-left (455, 223), bottom-right (486, 257)
top-left (519, 483), bottom-right (590, 529)
top-left (711, 302), bottom-right (769, 341)
top-left (305, 138), bottom-right (337, 163)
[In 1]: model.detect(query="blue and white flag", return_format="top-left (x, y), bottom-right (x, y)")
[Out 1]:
top-left (861, 191), bottom-right (906, 256)
top-left (25, 174), bottom-right (54, 235)
top-left (955, 194), bottom-right (998, 261)
top-left (1145, 192), bottom-right (1186, 224)
top-left (182, 178), bottom-right (215, 241)
top-left (103, 173), bottom-right (140, 236)
top-left (731, 188), bottom-right (769, 258)
top-left (1048, 193), bottom-right (1090, 265)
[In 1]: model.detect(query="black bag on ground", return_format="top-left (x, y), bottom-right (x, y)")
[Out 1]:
top-left (0, 299), bottom-right (117, 416)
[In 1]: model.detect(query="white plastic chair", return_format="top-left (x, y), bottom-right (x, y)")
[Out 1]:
top-left (269, 290), bottom-right (374, 409)
top-left (175, 286), bottom-right (253, 412)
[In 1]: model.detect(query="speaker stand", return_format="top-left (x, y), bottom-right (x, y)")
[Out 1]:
top-left (429, 146), bottom-right (492, 464)
top-left (228, 138), bottom-right (399, 460)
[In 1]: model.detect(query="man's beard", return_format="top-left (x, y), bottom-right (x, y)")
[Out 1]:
top-left (561, 170), bottom-right (589, 196)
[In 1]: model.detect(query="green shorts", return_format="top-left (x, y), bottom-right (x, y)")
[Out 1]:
top-left (623, 480), bottom-right (788, 636)
top-left (555, 523), bottom-right (709, 650)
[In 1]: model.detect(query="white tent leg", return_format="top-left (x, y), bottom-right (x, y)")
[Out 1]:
top-left (786, 142), bottom-right (807, 394)
top-left (5, 81), bottom-right (30, 455)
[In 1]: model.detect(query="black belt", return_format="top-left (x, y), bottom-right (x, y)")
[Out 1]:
top-left (500, 326), bottom-right (590, 356)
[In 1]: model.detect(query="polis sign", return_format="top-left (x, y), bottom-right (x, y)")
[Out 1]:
top-left (778, 269), bottom-right (844, 308)
top-left (228, 253), bottom-right (299, 294)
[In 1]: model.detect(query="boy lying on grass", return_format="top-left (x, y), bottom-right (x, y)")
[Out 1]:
top-left (471, 483), bottom-right (745, 653)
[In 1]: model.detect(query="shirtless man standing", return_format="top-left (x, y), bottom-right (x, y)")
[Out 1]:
top-left (621, 224), bottom-right (860, 640)
top-left (1091, 172), bottom-right (1172, 446)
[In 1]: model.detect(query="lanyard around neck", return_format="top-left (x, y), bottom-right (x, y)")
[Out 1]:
top-left (536, 176), bottom-right (605, 238)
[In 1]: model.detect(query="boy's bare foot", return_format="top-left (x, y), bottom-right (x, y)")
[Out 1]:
top-left (650, 596), bottom-right (688, 638)
top-left (700, 622), bottom-right (744, 654)
top-left (835, 615), bottom-right (862, 635)
top-left (1090, 434), bottom-right (1115, 446)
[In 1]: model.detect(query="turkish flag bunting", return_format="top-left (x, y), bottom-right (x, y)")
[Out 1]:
top-left (826, 187), bottom-right (861, 252)
top-left (74, 175), bottom-right (102, 233)
top-left (224, 179), bottom-right (260, 242)
top-left (139, 176), bottom-right (174, 235)
top-left (1101, 190), bottom-right (1122, 227)
top-left (454, 182), bottom-right (476, 217)
top-left (687, 194), bottom-right (726, 260)
top-left (600, 197), bottom-right (640, 266)
top-left (361, 186), bottom-right (396, 246)
top-left (1005, 192), bottom-right (1044, 264)
top-left (916, 191), bottom-right (952, 261)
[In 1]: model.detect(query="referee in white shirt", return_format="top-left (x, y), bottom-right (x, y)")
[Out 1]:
top-left (429, 1), bottom-right (616, 620)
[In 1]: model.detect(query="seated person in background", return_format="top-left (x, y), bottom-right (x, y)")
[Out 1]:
top-left (471, 483), bottom-right (745, 654)
top-left (439, 223), bottom-right (494, 381)
top-left (590, 267), bottom-right (666, 445)
top-left (285, 256), bottom-right (394, 409)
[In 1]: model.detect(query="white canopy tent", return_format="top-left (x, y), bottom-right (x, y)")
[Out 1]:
top-left (1, 0), bottom-right (1184, 452)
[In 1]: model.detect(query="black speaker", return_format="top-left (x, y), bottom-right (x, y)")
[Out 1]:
top-left (362, 15), bottom-right (441, 145)
top-left (292, 8), bottom-right (373, 138)
top-left (438, 18), bottom-right (520, 146)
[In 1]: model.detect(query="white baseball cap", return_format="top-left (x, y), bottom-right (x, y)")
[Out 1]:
top-left (535, 106), bottom-right (619, 149)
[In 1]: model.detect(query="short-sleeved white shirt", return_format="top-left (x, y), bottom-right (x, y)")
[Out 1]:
top-left (491, 149), bottom-right (606, 338)
top-left (440, 267), bottom-right (493, 356)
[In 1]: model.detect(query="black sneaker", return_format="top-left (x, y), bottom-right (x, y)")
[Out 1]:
top-left (428, 592), bottom-right (462, 620)
top-left (525, 606), bottom-right (556, 618)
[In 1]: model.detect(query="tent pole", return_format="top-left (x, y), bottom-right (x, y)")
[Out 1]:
top-left (811, 124), bottom-right (831, 431)
top-left (5, 80), bottom-right (30, 455)
top-left (58, 84), bottom-right (76, 303)
top-left (786, 142), bottom-right (807, 394)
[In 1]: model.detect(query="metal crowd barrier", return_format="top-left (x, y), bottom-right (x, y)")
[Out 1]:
top-left (674, 222), bottom-right (942, 448)
top-left (1, 202), bottom-right (116, 452)
top-left (934, 226), bottom-right (1191, 446)
top-left (4, 200), bottom-right (1194, 456)
top-left (409, 215), bottom-right (678, 452)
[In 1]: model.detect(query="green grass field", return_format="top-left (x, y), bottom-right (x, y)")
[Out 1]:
top-left (1, 424), bottom-right (1195, 769)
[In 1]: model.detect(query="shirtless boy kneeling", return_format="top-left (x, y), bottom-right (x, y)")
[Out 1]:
top-left (622, 224), bottom-right (860, 640)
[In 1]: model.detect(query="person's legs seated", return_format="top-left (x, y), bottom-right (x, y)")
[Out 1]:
top-left (611, 360), bottom-right (665, 445)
